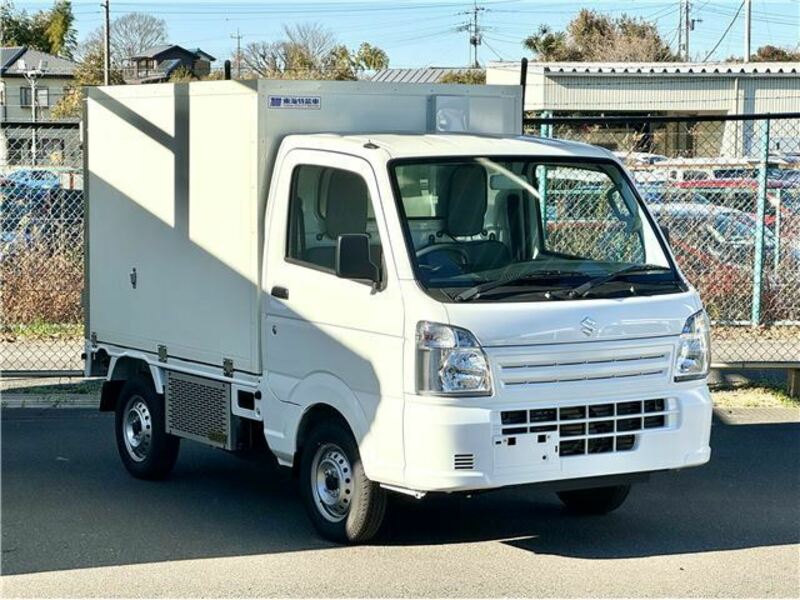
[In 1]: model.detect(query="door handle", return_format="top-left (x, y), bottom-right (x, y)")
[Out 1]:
top-left (270, 286), bottom-right (289, 300)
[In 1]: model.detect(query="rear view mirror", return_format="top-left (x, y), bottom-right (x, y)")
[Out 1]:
top-left (336, 234), bottom-right (379, 284)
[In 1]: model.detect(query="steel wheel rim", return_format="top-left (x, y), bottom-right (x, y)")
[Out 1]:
top-left (311, 443), bottom-right (353, 523)
top-left (123, 396), bottom-right (153, 463)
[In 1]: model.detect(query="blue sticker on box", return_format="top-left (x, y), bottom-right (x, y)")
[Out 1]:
top-left (268, 95), bottom-right (321, 109)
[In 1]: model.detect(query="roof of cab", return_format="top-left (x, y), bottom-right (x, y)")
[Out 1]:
top-left (285, 133), bottom-right (617, 161)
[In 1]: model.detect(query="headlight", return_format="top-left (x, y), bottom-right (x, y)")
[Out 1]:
top-left (674, 310), bottom-right (711, 381)
top-left (416, 321), bottom-right (492, 395)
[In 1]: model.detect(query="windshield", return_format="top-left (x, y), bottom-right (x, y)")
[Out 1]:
top-left (391, 157), bottom-right (681, 302)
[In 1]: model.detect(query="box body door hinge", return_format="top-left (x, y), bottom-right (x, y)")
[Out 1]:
top-left (223, 358), bottom-right (234, 377)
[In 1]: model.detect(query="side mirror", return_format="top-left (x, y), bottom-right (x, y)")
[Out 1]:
top-left (659, 224), bottom-right (671, 246)
top-left (336, 234), bottom-right (379, 284)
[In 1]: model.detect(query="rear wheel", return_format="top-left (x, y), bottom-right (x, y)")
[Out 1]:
top-left (299, 421), bottom-right (386, 543)
top-left (557, 484), bottom-right (631, 515)
top-left (115, 375), bottom-right (180, 480)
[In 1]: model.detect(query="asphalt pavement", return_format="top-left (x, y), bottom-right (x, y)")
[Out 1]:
top-left (2, 408), bottom-right (799, 597)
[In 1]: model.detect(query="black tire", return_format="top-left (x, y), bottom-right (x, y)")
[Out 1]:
top-left (557, 484), bottom-right (631, 515)
top-left (299, 420), bottom-right (386, 543)
top-left (115, 375), bottom-right (180, 480)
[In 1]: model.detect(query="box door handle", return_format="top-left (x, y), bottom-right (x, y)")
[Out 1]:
top-left (270, 286), bottom-right (289, 300)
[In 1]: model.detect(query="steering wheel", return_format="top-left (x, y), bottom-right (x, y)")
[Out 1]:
top-left (415, 243), bottom-right (469, 273)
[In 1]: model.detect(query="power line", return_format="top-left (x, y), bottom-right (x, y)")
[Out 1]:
top-left (703, 0), bottom-right (746, 61)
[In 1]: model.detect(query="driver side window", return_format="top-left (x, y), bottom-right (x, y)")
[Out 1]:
top-left (286, 164), bottom-right (383, 276)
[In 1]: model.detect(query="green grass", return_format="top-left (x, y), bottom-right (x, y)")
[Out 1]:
top-left (711, 384), bottom-right (799, 409)
top-left (4, 322), bottom-right (83, 340)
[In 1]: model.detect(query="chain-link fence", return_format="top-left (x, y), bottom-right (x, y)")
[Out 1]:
top-left (1, 114), bottom-right (798, 374)
top-left (527, 112), bottom-right (800, 365)
top-left (1, 122), bottom-right (84, 374)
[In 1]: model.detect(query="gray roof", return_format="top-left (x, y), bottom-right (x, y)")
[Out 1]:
top-left (490, 61), bottom-right (800, 76)
top-left (370, 67), bottom-right (475, 84)
top-left (186, 48), bottom-right (216, 61)
top-left (131, 44), bottom-right (215, 62)
top-left (132, 44), bottom-right (176, 59)
top-left (0, 46), bottom-right (77, 76)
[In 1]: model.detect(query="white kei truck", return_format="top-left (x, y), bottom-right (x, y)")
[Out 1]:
top-left (84, 80), bottom-right (712, 543)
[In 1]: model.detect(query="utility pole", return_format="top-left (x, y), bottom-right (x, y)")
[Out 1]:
top-left (102, 0), bottom-right (110, 85)
top-left (677, 0), bottom-right (683, 61)
top-left (684, 0), bottom-right (691, 61)
top-left (682, 0), bottom-right (702, 61)
top-left (457, 1), bottom-right (486, 68)
top-left (744, 0), bottom-right (752, 62)
top-left (231, 29), bottom-right (243, 78)
top-left (20, 60), bottom-right (45, 165)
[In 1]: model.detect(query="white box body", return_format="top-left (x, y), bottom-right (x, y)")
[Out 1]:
top-left (86, 80), bottom-right (521, 374)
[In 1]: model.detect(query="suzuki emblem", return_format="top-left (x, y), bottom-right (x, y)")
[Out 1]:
top-left (580, 317), bottom-right (598, 337)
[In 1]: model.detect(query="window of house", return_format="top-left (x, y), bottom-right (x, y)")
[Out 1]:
top-left (286, 164), bottom-right (382, 275)
top-left (37, 87), bottom-right (49, 107)
top-left (19, 87), bottom-right (49, 107)
top-left (7, 138), bottom-right (30, 164)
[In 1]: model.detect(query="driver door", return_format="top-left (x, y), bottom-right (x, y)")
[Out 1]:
top-left (263, 149), bottom-right (405, 476)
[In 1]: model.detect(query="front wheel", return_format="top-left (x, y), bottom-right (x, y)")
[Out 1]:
top-left (299, 421), bottom-right (386, 543)
top-left (557, 484), bottom-right (631, 515)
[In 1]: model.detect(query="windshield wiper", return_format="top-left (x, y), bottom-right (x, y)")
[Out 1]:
top-left (454, 270), bottom-right (572, 302)
top-left (556, 264), bottom-right (672, 299)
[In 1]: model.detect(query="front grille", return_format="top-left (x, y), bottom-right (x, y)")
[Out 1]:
top-left (165, 371), bottom-right (232, 449)
top-left (494, 344), bottom-right (672, 388)
top-left (500, 398), bottom-right (672, 457)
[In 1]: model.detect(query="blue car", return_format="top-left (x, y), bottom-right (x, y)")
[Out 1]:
top-left (1, 169), bottom-right (62, 208)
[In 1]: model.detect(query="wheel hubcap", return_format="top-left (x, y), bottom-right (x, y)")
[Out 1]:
top-left (123, 396), bottom-right (152, 462)
top-left (311, 443), bottom-right (353, 522)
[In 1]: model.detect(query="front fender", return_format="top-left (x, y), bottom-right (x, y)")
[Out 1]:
top-left (287, 371), bottom-right (370, 447)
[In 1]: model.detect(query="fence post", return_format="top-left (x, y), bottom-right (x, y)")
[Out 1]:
top-left (750, 118), bottom-right (769, 327)
top-left (773, 188), bottom-right (781, 273)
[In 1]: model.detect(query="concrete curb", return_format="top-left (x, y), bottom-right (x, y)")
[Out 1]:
top-left (1, 395), bottom-right (98, 409)
top-left (714, 406), bottom-right (800, 425)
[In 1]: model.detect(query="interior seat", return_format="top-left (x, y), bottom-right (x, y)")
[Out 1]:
top-left (442, 164), bottom-right (511, 271)
top-left (304, 170), bottom-right (382, 270)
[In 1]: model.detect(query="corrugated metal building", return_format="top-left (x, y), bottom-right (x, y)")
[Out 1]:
top-left (370, 67), bottom-right (475, 84)
top-left (487, 61), bottom-right (800, 156)
top-left (487, 61), bottom-right (800, 115)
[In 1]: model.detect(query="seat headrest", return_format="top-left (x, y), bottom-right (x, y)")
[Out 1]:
top-left (325, 170), bottom-right (369, 239)
top-left (446, 165), bottom-right (487, 237)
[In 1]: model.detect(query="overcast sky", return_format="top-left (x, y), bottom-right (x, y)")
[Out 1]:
top-left (17, 0), bottom-right (800, 67)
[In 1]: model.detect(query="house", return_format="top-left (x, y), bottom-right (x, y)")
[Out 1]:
top-left (1, 46), bottom-right (77, 122)
top-left (486, 61), bottom-right (800, 156)
top-left (123, 45), bottom-right (216, 83)
top-left (0, 46), bottom-right (78, 166)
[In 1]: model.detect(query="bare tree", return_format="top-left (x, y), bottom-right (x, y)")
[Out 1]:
top-left (78, 12), bottom-right (167, 64)
top-left (112, 13), bottom-right (168, 59)
top-left (284, 23), bottom-right (334, 65)
top-left (240, 23), bottom-right (388, 81)
top-left (241, 40), bottom-right (287, 77)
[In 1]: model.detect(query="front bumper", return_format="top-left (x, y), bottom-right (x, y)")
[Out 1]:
top-left (401, 386), bottom-right (712, 492)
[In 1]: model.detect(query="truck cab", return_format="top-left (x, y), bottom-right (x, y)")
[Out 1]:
top-left (85, 81), bottom-right (711, 543)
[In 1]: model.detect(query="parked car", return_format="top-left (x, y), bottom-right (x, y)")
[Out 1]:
top-left (1, 169), bottom-right (62, 203)
top-left (649, 202), bottom-right (798, 267)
